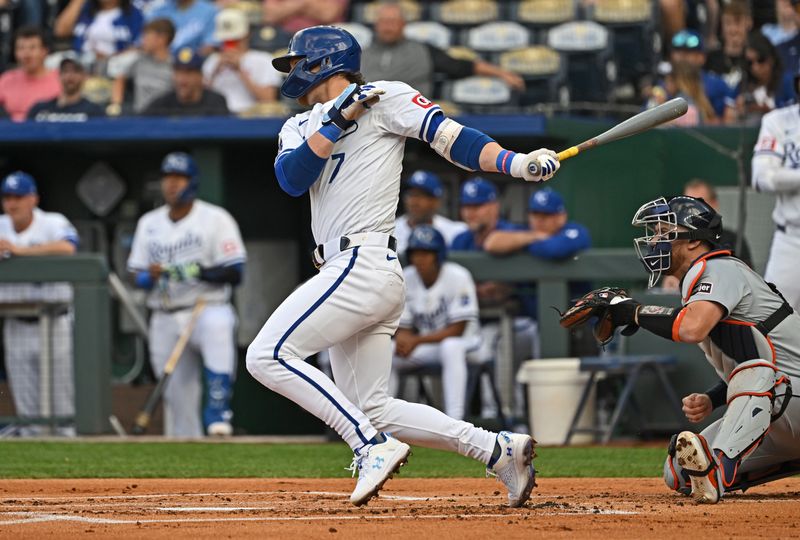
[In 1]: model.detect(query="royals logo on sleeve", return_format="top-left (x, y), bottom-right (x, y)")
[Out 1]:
top-left (755, 135), bottom-right (776, 152)
top-left (412, 93), bottom-right (434, 109)
top-left (695, 282), bottom-right (713, 294)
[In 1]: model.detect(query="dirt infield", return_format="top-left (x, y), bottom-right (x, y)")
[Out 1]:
top-left (1, 477), bottom-right (798, 538)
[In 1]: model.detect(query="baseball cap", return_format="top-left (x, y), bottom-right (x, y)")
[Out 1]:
top-left (528, 188), bottom-right (565, 214)
top-left (214, 8), bottom-right (249, 42)
top-left (405, 171), bottom-right (443, 198)
top-left (1, 171), bottom-right (38, 196)
top-left (173, 47), bottom-right (205, 70)
top-left (460, 178), bottom-right (497, 205)
top-left (59, 51), bottom-right (87, 71)
top-left (671, 30), bottom-right (704, 52)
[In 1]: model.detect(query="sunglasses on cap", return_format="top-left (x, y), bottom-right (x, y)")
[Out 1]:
top-left (672, 32), bottom-right (702, 51)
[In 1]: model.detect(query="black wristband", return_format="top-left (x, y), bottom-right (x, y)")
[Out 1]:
top-left (705, 380), bottom-right (728, 409)
top-left (608, 300), bottom-right (640, 326)
top-left (637, 305), bottom-right (681, 341)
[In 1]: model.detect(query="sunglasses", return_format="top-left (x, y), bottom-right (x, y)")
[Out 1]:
top-left (672, 32), bottom-right (702, 51)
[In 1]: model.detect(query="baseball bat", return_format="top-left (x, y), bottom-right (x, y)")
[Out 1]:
top-left (132, 299), bottom-right (206, 435)
top-left (556, 98), bottom-right (688, 162)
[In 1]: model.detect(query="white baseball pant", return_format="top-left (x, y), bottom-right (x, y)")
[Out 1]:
top-left (765, 229), bottom-right (800, 312)
top-left (246, 245), bottom-right (497, 462)
top-left (149, 303), bottom-right (237, 438)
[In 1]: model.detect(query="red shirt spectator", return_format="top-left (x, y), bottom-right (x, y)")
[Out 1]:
top-left (0, 27), bottom-right (61, 122)
top-left (262, 0), bottom-right (348, 34)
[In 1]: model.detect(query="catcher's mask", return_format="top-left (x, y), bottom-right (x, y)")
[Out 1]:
top-left (632, 196), bottom-right (722, 287)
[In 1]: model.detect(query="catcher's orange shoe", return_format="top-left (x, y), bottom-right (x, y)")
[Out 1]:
top-left (674, 431), bottom-right (722, 504)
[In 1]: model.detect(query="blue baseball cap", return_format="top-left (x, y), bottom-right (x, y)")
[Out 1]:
top-left (405, 171), bottom-right (443, 198)
top-left (460, 178), bottom-right (497, 205)
top-left (528, 188), bottom-right (565, 214)
top-left (173, 47), bottom-right (205, 70)
top-left (1, 171), bottom-right (38, 196)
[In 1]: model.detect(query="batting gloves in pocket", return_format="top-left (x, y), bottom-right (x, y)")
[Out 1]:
top-left (322, 83), bottom-right (385, 130)
top-left (511, 149), bottom-right (560, 183)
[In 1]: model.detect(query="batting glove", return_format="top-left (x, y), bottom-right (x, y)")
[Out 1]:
top-left (512, 149), bottom-right (560, 183)
top-left (164, 262), bottom-right (201, 282)
top-left (322, 83), bottom-right (385, 130)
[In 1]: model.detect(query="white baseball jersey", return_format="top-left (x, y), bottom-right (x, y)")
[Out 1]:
top-left (0, 208), bottom-right (78, 303)
top-left (203, 50), bottom-right (282, 113)
top-left (394, 214), bottom-right (468, 255)
top-left (277, 80), bottom-right (443, 245)
top-left (752, 104), bottom-right (800, 228)
top-left (127, 200), bottom-right (246, 310)
top-left (400, 261), bottom-right (480, 340)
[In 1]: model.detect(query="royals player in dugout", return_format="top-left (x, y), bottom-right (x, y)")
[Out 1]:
top-left (244, 25), bottom-right (561, 507)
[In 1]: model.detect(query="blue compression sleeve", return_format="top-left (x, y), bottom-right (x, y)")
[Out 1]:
top-left (199, 262), bottom-right (244, 285)
top-left (450, 126), bottom-right (495, 171)
top-left (528, 225), bottom-right (591, 259)
top-left (275, 141), bottom-right (328, 197)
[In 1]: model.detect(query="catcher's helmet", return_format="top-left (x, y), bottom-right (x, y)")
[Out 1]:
top-left (272, 26), bottom-right (361, 99)
top-left (632, 196), bottom-right (722, 287)
top-left (406, 225), bottom-right (447, 265)
top-left (161, 152), bottom-right (199, 203)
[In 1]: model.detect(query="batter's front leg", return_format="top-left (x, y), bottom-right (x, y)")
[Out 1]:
top-left (330, 330), bottom-right (497, 464)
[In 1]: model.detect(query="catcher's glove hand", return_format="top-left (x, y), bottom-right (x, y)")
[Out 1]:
top-left (559, 287), bottom-right (640, 345)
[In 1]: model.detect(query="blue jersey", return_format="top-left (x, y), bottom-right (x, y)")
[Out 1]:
top-left (450, 219), bottom-right (525, 251)
top-left (147, 0), bottom-right (217, 52)
top-left (527, 221), bottom-right (591, 259)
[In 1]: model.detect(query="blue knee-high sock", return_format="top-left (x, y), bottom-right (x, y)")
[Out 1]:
top-left (203, 368), bottom-right (233, 427)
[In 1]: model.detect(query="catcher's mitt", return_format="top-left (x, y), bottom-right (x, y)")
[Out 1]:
top-left (559, 287), bottom-right (636, 345)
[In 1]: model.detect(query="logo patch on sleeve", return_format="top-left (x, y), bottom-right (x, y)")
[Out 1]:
top-left (696, 282), bottom-right (713, 294)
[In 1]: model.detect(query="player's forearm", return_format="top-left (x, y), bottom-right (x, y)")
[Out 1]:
top-left (753, 164), bottom-right (800, 193)
top-left (111, 77), bottom-right (126, 106)
top-left (199, 262), bottom-right (243, 285)
top-left (483, 230), bottom-right (539, 254)
top-left (275, 137), bottom-right (330, 196)
top-left (15, 240), bottom-right (77, 256)
top-left (415, 321), bottom-right (468, 344)
top-left (704, 379), bottom-right (728, 410)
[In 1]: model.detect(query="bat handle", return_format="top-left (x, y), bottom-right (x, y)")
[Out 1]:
top-left (132, 412), bottom-right (150, 435)
top-left (557, 146), bottom-right (579, 162)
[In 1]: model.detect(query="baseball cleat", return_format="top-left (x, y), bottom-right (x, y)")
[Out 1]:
top-left (348, 434), bottom-right (411, 506)
top-left (487, 431), bottom-right (536, 507)
top-left (674, 431), bottom-right (722, 504)
top-left (207, 421), bottom-right (233, 437)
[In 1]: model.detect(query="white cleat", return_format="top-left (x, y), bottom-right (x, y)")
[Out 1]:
top-left (207, 421), bottom-right (233, 437)
top-left (348, 434), bottom-right (411, 506)
top-left (487, 431), bottom-right (536, 507)
top-left (674, 431), bottom-right (722, 504)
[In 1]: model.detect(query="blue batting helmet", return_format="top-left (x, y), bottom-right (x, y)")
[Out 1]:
top-left (272, 25), bottom-right (362, 99)
top-left (161, 152), bottom-right (199, 203)
top-left (406, 225), bottom-right (447, 265)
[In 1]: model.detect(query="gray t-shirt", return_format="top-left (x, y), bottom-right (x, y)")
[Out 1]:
top-left (681, 252), bottom-right (800, 380)
top-left (362, 39), bottom-right (435, 97)
top-left (127, 54), bottom-right (174, 112)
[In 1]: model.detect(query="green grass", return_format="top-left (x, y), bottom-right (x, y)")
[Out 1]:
top-left (0, 442), bottom-right (665, 479)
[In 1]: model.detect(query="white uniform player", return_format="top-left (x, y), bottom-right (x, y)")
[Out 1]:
top-left (394, 170), bottom-right (467, 258)
top-left (394, 225), bottom-right (481, 421)
top-left (0, 172), bottom-right (78, 436)
top-left (246, 26), bottom-right (560, 507)
top-left (751, 103), bottom-right (800, 312)
top-left (128, 152), bottom-right (246, 438)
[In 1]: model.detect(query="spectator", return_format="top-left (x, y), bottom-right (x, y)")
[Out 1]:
top-left (659, 0), bottom-right (721, 51)
top-left (0, 172), bottom-right (79, 436)
top-left (0, 27), bottom-right (61, 122)
top-left (393, 225), bottom-right (481, 421)
top-left (361, 2), bottom-right (524, 98)
top-left (650, 61), bottom-right (720, 126)
top-left (55, 0), bottom-right (144, 61)
top-left (394, 170), bottom-right (467, 259)
top-left (143, 47), bottom-right (229, 116)
top-left (762, 0), bottom-right (798, 46)
top-left (203, 8), bottom-right (280, 113)
top-left (736, 32), bottom-right (795, 124)
top-left (27, 54), bottom-right (105, 121)
top-left (146, 0), bottom-right (217, 55)
top-left (108, 18), bottom-right (175, 114)
top-left (483, 188), bottom-right (591, 260)
top-left (705, 0), bottom-right (752, 91)
top-left (262, 0), bottom-right (348, 35)
top-left (667, 30), bottom-right (736, 119)
top-left (777, 0), bottom-right (800, 76)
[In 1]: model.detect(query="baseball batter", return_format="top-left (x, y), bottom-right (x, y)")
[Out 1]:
top-left (128, 152), bottom-right (247, 438)
top-left (751, 101), bottom-right (800, 312)
top-left (245, 26), bottom-right (561, 507)
top-left (393, 225), bottom-right (481, 421)
top-left (0, 171), bottom-right (79, 436)
top-left (561, 196), bottom-right (800, 504)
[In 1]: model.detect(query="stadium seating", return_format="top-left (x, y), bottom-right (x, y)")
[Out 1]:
top-left (547, 21), bottom-right (615, 103)
top-left (404, 21), bottom-right (453, 49)
top-left (250, 25), bottom-right (292, 53)
top-left (430, 0), bottom-right (500, 27)
top-left (443, 75), bottom-right (514, 112)
top-left (464, 21), bottom-right (530, 54)
top-left (354, 0), bottom-right (423, 24)
top-left (498, 45), bottom-right (567, 106)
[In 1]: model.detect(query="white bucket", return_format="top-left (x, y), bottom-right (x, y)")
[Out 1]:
top-left (516, 358), bottom-right (596, 445)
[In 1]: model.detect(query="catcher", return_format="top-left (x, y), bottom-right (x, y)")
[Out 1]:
top-left (560, 195), bottom-right (800, 504)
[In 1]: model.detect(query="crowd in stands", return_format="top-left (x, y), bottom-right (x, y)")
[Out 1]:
top-left (0, 0), bottom-right (796, 125)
